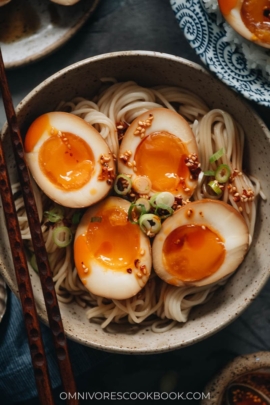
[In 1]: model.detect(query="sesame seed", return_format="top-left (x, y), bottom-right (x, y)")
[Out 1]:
top-left (140, 249), bottom-right (145, 256)
top-left (137, 272), bottom-right (142, 278)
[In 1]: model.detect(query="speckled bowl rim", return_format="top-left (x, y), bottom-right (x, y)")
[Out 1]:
top-left (202, 351), bottom-right (270, 404)
top-left (1, 51), bottom-right (270, 353)
top-left (4, 0), bottom-right (101, 70)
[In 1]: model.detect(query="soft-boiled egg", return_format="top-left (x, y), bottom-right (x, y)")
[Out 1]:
top-left (24, 112), bottom-right (115, 208)
top-left (152, 199), bottom-right (249, 287)
top-left (218, 0), bottom-right (270, 48)
top-left (74, 196), bottom-right (152, 300)
top-left (118, 108), bottom-right (200, 199)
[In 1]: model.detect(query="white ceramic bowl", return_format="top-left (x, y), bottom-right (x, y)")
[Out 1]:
top-left (0, 51), bottom-right (269, 353)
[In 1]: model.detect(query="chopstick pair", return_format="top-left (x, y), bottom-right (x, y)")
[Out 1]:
top-left (0, 49), bottom-right (79, 405)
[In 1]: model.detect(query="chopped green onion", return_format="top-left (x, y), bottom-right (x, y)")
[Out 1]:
top-left (132, 175), bottom-right (152, 194)
top-left (204, 170), bottom-right (216, 176)
top-left (72, 211), bottom-right (82, 225)
top-left (209, 148), bottom-right (225, 163)
top-left (139, 214), bottom-right (161, 236)
top-left (215, 164), bottom-right (231, 183)
top-left (155, 203), bottom-right (174, 219)
top-left (135, 198), bottom-right (151, 213)
top-left (208, 180), bottom-right (222, 195)
top-left (53, 226), bottom-right (72, 248)
top-left (114, 174), bottom-right (132, 195)
top-left (128, 203), bottom-right (146, 224)
top-left (90, 216), bottom-right (102, 223)
top-left (30, 254), bottom-right (38, 273)
top-left (149, 193), bottom-right (161, 208)
top-left (155, 192), bottom-right (175, 208)
top-left (44, 204), bottom-right (64, 223)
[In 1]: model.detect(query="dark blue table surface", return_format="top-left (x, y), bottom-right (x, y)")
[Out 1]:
top-left (0, 1), bottom-right (269, 404)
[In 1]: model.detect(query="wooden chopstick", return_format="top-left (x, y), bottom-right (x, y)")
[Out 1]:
top-left (0, 49), bottom-right (79, 405)
top-left (0, 130), bottom-right (55, 405)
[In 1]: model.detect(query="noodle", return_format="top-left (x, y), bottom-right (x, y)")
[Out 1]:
top-left (15, 80), bottom-right (263, 332)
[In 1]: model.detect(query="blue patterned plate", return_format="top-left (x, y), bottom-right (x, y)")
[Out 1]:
top-left (170, 0), bottom-right (270, 107)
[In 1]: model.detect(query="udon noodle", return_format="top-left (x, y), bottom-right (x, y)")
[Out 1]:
top-left (13, 80), bottom-right (264, 332)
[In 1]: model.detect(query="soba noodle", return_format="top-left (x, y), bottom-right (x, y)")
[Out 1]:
top-left (14, 80), bottom-right (264, 332)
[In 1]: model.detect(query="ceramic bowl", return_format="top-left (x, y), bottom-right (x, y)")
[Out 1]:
top-left (0, 51), bottom-right (269, 353)
top-left (202, 351), bottom-right (270, 404)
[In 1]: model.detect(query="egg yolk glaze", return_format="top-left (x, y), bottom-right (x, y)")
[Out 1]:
top-left (74, 197), bottom-right (152, 300)
top-left (218, 0), bottom-right (270, 48)
top-left (24, 112), bottom-right (115, 208)
top-left (152, 199), bottom-right (249, 287)
top-left (118, 108), bottom-right (199, 199)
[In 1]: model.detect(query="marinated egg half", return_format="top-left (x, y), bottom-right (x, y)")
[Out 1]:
top-left (118, 108), bottom-right (199, 199)
top-left (218, 0), bottom-right (270, 48)
top-left (74, 197), bottom-right (152, 300)
top-left (152, 200), bottom-right (249, 287)
top-left (24, 112), bottom-right (115, 208)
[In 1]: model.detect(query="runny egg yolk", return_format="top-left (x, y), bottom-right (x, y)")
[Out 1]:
top-left (241, 0), bottom-right (270, 42)
top-left (74, 205), bottom-right (141, 278)
top-left (134, 131), bottom-right (189, 192)
top-left (25, 114), bottom-right (95, 191)
top-left (162, 224), bottom-right (226, 283)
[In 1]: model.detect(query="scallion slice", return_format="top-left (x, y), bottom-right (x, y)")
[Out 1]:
top-left (44, 204), bottom-right (64, 223)
top-left (155, 192), bottom-right (175, 208)
top-left (135, 198), bottom-right (151, 213)
top-left (149, 193), bottom-right (161, 208)
top-left (155, 203), bottom-right (174, 219)
top-left (208, 180), bottom-right (222, 195)
top-left (52, 226), bottom-right (72, 248)
top-left (215, 164), bottom-right (231, 183)
top-left (139, 214), bottom-right (161, 236)
top-left (132, 175), bottom-right (152, 194)
top-left (209, 148), bottom-right (224, 163)
top-left (128, 203), bottom-right (146, 224)
top-left (204, 170), bottom-right (216, 176)
top-left (114, 174), bottom-right (132, 195)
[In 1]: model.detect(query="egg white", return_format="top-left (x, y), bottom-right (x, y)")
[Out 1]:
top-left (152, 199), bottom-right (249, 287)
top-left (118, 108), bottom-right (199, 199)
top-left (74, 197), bottom-right (152, 300)
top-left (218, 0), bottom-right (270, 49)
top-left (24, 112), bottom-right (115, 208)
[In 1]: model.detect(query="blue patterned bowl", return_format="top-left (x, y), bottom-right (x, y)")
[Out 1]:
top-left (171, 0), bottom-right (270, 107)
